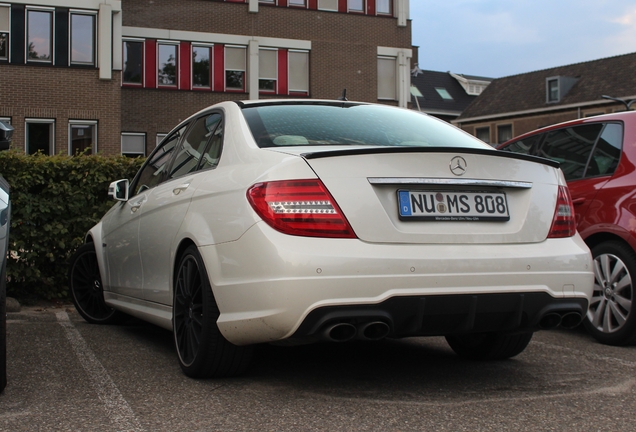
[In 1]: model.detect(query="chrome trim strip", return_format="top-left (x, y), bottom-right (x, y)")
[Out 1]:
top-left (367, 178), bottom-right (533, 189)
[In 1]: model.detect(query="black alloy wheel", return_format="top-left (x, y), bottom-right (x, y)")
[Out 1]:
top-left (173, 245), bottom-right (252, 378)
top-left (445, 331), bottom-right (533, 361)
top-left (584, 241), bottom-right (636, 346)
top-left (69, 243), bottom-right (123, 324)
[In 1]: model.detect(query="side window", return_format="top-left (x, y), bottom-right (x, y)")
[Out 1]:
top-left (500, 133), bottom-right (543, 155)
top-left (537, 123), bottom-right (603, 181)
top-left (133, 125), bottom-right (187, 196)
top-left (168, 113), bottom-right (222, 179)
top-left (199, 120), bottom-right (224, 171)
top-left (587, 123), bottom-right (623, 177)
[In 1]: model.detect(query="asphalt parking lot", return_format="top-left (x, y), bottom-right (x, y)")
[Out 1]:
top-left (2, 303), bottom-right (636, 432)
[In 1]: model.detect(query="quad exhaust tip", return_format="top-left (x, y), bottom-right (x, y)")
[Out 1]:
top-left (322, 323), bottom-right (357, 342)
top-left (539, 312), bottom-right (583, 330)
top-left (322, 321), bottom-right (391, 342)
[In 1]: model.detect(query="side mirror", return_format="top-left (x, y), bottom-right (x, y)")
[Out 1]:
top-left (108, 179), bottom-right (129, 202)
top-left (0, 122), bottom-right (14, 151)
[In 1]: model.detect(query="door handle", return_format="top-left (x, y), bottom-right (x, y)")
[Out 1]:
top-left (173, 182), bottom-right (191, 195)
top-left (128, 196), bottom-right (147, 212)
top-left (572, 197), bottom-right (586, 205)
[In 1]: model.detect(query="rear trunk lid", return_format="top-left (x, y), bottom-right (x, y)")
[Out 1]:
top-left (273, 147), bottom-right (561, 244)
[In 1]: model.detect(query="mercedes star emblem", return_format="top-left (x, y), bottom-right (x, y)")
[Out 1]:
top-left (449, 156), bottom-right (467, 176)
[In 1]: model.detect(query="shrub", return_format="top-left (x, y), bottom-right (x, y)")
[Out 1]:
top-left (0, 151), bottom-right (144, 301)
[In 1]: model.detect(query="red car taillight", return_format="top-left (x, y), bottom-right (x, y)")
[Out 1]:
top-left (548, 185), bottom-right (576, 238)
top-left (247, 179), bottom-right (357, 238)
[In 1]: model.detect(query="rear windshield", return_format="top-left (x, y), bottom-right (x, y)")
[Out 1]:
top-left (241, 103), bottom-right (491, 150)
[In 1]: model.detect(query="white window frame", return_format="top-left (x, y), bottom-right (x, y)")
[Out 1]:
top-left (69, 10), bottom-right (97, 66)
top-left (122, 38), bottom-right (145, 86)
top-left (288, 0), bottom-right (307, 7)
top-left (288, 49), bottom-right (309, 94)
top-left (26, 6), bottom-right (55, 64)
top-left (25, 118), bottom-right (55, 155)
top-left (121, 132), bottom-right (146, 156)
top-left (376, 0), bottom-right (392, 15)
top-left (318, 0), bottom-right (338, 11)
top-left (68, 120), bottom-right (97, 155)
top-left (225, 45), bottom-right (247, 91)
top-left (156, 133), bottom-right (167, 146)
top-left (258, 47), bottom-right (278, 93)
top-left (0, 117), bottom-right (10, 125)
top-left (192, 43), bottom-right (213, 89)
top-left (377, 55), bottom-right (397, 101)
top-left (0, 4), bottom-right (11, 61)
top-left (348, 0), bottom-right (365, 12)
top-left (157, 40), bottom-right (179, 87)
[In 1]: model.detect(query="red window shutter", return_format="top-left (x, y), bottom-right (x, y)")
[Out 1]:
top-left (278, 49), bottom-right (288, 95)
top-left (179, 42), bottom-right (191, 90)
top-left (213, 44), bottom-right (225, 92)
top-left (368, 0), bottom-right (375, 15)
top-left (145, 39), bottom-right (157, 88)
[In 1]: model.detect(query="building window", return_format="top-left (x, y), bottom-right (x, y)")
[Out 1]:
top-left (225, 46), bottom-right (246, 91)
top-left (435, 87), bottom-right (453, 100)
top-left (497, 124), bottom-right (513, 144)
top-left (123, 40), bottom-right (144, 85)
top-left (259, 48), bottom-right (277, 92)
top-left (26, 119), bottom-right (54, 155)
top-left (192, 45), bottom-right (212, 88)
top-left (475, 127), bottom-right (490, 144)
top-left (0, 5), bottom-right (9, 61)
top-left (156, 133), bottom-right (167, 146)
top-left (349, 0), bottom-right (364, 12)
top-left (27, 9), bottom-right (53, 62)
top-left (289, 50), bottom-right (309, 93)
top-left (377, 0), bottom-right (391, 14)
top-left (158, 43), bottom-right (178, 86)
top-left (0, 117), bottom-right (10, 125)
top-left (318, 0), bottom-right (338, 11)
top-left (121, 133), bottom-right (146, 157)
top-left (70, 13), bottom-right (96, 65)
top-left (289, 0), bottom-right (306, 6)
top-left (69, 121), bottom-right (97, 155)
top-left (377, 56), bottom-right (396, 100)
top-left (547, 78), bottom-right (559, 102)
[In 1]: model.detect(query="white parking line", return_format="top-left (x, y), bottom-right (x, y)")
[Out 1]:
top-left (56, 311), bottom-right (145, 432)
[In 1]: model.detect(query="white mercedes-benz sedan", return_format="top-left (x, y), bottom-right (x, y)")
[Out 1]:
top-left (69, 100), bottom-right (594, 378)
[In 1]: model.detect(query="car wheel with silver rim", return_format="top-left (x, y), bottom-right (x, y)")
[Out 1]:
top-left (584, 241), bottom-right (636, 346)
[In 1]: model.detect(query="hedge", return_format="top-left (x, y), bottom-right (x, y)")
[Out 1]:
top-left (0, 151), bottom-right (144, 302)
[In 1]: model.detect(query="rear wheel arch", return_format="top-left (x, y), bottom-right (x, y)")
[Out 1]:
top-left (584, 232), bottom-right (635, 254)
top-left (173, 239), bottom-right (198, 294)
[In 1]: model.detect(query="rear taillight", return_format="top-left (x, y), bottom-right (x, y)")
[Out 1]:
top-left (247, 179), bottom-right (357, 238)
top-left (548, 185), bottom-right (576, 238)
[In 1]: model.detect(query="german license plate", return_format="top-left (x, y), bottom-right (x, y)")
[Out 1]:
top-left (398, 190), bottom-right (510, 221)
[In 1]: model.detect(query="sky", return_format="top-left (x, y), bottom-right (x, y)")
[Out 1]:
top-left (410, 1), bottom-right (636, 78)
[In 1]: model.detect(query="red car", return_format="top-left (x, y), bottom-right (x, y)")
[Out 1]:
top-left (499, 111), bottom-right (636, 346)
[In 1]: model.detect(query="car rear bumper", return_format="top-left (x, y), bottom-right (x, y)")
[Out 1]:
top-left (200, 222), bottom-right (593, 345)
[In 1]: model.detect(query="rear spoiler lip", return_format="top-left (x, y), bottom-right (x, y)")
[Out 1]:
top-left (300, 146), bottom-right (560, 169)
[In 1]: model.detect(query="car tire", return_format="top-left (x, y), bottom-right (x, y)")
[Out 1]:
top-left (583, 241), bottom-right (636, 346)
top-left (173, 245), bottom-right (253, 378)
top-left (445, 332), bottom-right (533, 360)
top-left (69, 243), bottom-right (124, 325)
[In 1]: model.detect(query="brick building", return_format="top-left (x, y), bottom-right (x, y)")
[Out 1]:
top-left (0, 0), bottom-right (412, 156)
top-left (454, 52), bottom-right (636, 145)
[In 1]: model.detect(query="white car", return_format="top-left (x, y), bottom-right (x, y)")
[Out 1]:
top-left (69, 100), bottom-right (594, 378)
